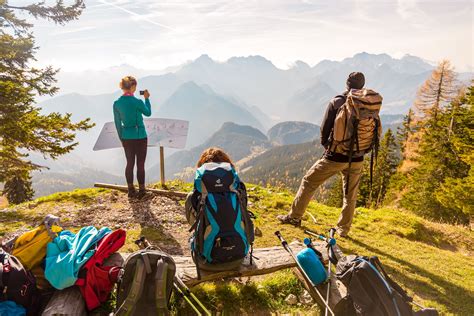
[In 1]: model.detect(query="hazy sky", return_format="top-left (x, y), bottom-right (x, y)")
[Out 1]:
top-left (21, 0), bottom-right (473, 71)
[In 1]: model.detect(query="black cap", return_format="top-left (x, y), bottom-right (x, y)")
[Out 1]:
top-left (346, 72), bottom-right (365, 90)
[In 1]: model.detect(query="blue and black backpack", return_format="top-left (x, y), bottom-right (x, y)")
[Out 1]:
top-left (190, 162), bottom-right (254, 276)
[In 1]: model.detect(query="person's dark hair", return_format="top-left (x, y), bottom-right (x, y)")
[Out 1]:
top-left (346, 72), bottom-right (365, 90)
top-left (197, 147), bottom-right (234, 167)
top-left (120, 75), bottom-right (137, 90)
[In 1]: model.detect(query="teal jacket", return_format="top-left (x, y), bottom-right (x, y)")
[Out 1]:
top-left (45, 226), bottom-right (111, 290)
top-left (113, 95), bottom-right (152, 140)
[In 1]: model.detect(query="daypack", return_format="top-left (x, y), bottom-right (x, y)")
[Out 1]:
top-left (115, 249), bottom-right (176, 316)
top-left (336, 255), bottom-right (439, 316)
top-left (45, 226), bottom-right (111, 290)
top-left (10, 215), bottom-right (62, 289)
top-left (76, 229), bottom-right (126, 311)
top-left (329, 89), bottom-right (383, 192)
top-left (190, 162), bottom-right (255, 275)
top-left (0, 249), bottom-right (38, 315)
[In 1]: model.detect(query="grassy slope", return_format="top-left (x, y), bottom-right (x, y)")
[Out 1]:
top-left (1, 183), bottom-right (473, 315)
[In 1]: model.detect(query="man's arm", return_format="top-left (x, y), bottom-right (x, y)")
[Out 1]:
top-left (320, 99), bottom-right (337, 148)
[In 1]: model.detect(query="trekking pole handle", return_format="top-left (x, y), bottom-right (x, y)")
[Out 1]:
top-left (304, 229), bottom-right (326, 241)
top-left (274, 231), bottom-right (287, 247)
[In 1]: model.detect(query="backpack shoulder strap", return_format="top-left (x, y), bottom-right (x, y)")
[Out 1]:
top-left (115, 257), bottom-right (147, 316)
top-left (155, 258), bottom-right (170, 315)
top-left (370, 257), bottom-right (412, 303)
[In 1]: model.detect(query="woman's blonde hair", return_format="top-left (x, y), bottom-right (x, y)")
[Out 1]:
top-left (120, 75), bottom-right (137, 90)
top-left (197, 147), bottom-right (234, 168)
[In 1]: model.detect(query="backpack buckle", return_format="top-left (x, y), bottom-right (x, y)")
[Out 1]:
top-left (20, 284), bottom-right (28, 297)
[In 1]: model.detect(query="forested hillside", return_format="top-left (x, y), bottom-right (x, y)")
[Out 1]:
top-left (241, 141), bottom-right (325, 190)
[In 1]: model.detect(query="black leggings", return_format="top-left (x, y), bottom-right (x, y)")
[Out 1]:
top-left (122, 138), bottom-right (147, 185)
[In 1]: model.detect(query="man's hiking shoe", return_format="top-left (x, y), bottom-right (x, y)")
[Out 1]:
top-left (336, 227), bottom-right (348, 238)
top-left (277, 214), bottom-right (301, 227)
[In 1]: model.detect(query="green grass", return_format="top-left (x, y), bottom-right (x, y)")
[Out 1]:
top-left (165, 182), bottom-right (474, 315)
top-left (1, 182), bottom-right (473, 315)
top-left (172, 270), bottom-right (314, 315)
top-left (31, 188), bottom-right (108, 206)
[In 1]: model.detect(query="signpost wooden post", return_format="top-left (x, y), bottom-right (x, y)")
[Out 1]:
top-left (160, 146), bottom-right (165, 187)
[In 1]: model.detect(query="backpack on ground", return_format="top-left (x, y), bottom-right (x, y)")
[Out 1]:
top-left (76, 229), bottom-right (126, 311)
top-left (115, 249), bottom-right (176, 316)
top-left (9, 215), bottom-right (62, 290)
top-left (336, 255), bottom-right (438, 316)
top-left (190, 162), bottom-right (255, 277)
top-left (0, 248), bottom-right (39, 315)
top-left (329, 89), bottom-right (383, 193)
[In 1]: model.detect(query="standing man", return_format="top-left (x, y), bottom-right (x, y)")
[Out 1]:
top-left (277, 72), bottom-right (378, 237)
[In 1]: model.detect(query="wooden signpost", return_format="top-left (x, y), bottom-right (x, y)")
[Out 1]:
top-left (93, 118), bottom-right (189, 187)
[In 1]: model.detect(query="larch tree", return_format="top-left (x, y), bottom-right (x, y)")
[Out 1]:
top-left (414, 60), bottom-right (458, 124)
top-left (0, 1), bottom-right (93, 204)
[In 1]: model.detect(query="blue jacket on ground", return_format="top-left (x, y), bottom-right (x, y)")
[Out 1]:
top-left (45, 226), bottom-right (111, 290)
top-left (0, 301), bottom-right (26, 316)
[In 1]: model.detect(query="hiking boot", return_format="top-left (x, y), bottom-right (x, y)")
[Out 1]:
top-left (136, 190), bottom-right (149, 200)
top-left (127, 188), bottom-right (137, 199)
top-left (277, 214), bottom-right (301, 227)
top-left (336, 227), bottom-right (348, 238)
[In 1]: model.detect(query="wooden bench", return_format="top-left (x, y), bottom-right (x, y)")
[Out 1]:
top-left (42, 242), bottom-right (346, 315)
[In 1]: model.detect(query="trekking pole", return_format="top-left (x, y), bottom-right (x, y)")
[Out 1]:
top-left (174, 276), bottom-right (211, 316)
top-left (304, 229), bottom-right (338, 265)
top-left (274, 231), bottom-right (335, 316)
top-left (173, 283), bottom-right (202, 316)
top-left (324, 228), bottom-right (336, 316)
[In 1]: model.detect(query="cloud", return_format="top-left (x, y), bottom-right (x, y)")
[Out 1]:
top-left (29, 0), bottom-right (472, 72)
top-left (53, 26), bottom-right (97, 35)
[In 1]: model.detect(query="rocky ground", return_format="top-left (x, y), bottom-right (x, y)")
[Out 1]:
top-left (1, 189), bottom-right (192, 255)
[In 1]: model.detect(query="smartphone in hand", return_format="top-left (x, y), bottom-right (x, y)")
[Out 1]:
top-left (139, 90), bottom-right (145, 95)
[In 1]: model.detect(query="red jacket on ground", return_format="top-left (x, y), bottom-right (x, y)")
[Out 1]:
top-left (75, 229), bottom-right (126, 311)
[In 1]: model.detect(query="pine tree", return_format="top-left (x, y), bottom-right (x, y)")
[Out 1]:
top-left (434, 84), bottom-right (474, 221)
top-left (358, 129), bottom-right (400, 208)
top-left (414, 60), bottom-right (458, 124)
top-left (397, 109), bottom-right (414, 159)
top-left (400, 85), bottom-right (471, 224)
top-left (0, 1), bottom-right (93, 203)
top-left (373, 129), bottom-right (400, 207)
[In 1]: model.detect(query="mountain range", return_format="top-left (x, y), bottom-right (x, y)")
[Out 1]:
top-left (31, 52), bottom-right (471, 197)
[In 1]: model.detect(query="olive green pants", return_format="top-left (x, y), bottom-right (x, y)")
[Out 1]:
top-left (289, 158), bottom-right (364, 234)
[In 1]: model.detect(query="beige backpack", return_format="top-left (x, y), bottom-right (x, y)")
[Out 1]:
top-left (330, 88), bottom-right (383, 157)
top-left (330, 88), bottom-right (383, 194)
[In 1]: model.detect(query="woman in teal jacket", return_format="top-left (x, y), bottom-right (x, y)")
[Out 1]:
top-left (113, 76), bottom-right (152, 198)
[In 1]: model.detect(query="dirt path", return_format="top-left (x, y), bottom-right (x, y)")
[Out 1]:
top-left (3, 190), bottom-right (192, 256)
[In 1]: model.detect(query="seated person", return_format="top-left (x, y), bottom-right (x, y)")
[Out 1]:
top-left (185, 147), bottom-right (253, 272)
top-left (185, 147), bottom-right (248, 226)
